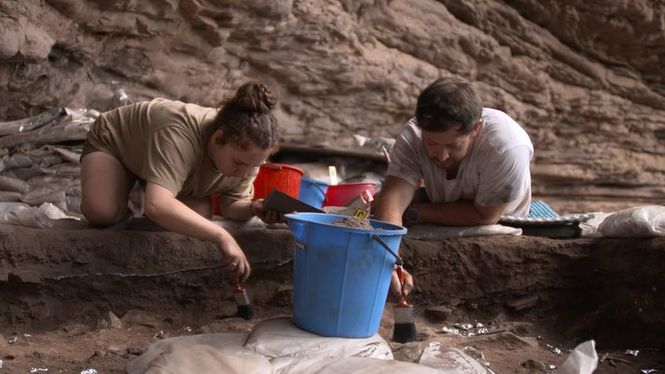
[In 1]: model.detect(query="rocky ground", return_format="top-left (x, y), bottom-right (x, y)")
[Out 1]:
top-left (1, 221), bottom-right (664, 373)
top-left (2, 301), bottom-right (663, 373)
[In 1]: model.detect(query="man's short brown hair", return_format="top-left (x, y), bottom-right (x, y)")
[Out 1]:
top-left (415, 77), bottom-right (482, 133)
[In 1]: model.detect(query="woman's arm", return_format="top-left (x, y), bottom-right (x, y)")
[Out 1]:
top-left (143, 182), bottom-right (251, 281)
top-left (222, 198), bottom-right (282, 224)
top-left (219, 199), bottom-right (256, 220)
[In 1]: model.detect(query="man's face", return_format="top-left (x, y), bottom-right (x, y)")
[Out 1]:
top-left (422, 122), bottom-right (480, 171)
top-left (207, 129), bottom-right (271, 178)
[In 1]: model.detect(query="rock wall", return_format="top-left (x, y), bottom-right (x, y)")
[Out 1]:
top-left (1, 0), bottom-right (663, 212)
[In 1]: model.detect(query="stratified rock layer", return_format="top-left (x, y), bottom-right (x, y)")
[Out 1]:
top-left (1, 0), bottom-right (663, 212)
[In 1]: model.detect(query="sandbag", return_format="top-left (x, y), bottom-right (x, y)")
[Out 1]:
top-left (304, 357), bottom-right (445, 374)
top-left (0, 107), bottom-right (66, 136)
top-left (0, 175), bottom-right (30, 193)
top-left (244, 316), bottom-right (392, 361)
top-left (598, 205), bottom-right (665, 237)
top-left (0, 202), bottom-right (80, 228)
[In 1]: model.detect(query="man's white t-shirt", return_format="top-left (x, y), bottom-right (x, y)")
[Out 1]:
top-left (387, 108), bottom-right (534, 217)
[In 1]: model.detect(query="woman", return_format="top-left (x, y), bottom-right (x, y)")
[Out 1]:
top-left (80, 82), bottom-right (281, 282)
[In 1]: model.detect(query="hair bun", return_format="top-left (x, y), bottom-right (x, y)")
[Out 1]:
top-left (229, 82), bottom-right (276, 114)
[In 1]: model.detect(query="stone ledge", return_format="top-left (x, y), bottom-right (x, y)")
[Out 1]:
top-left (1, 222), bottom-right (664, 344)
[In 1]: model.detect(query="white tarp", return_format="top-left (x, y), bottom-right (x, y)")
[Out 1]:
top-left (418, 342), bottom-right (488, 374)
top-left (126, 333), bottom-right (271, 374)
top-left (128, 317), bottom-right (489, 374)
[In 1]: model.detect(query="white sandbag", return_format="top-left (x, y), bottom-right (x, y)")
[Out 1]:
top-left (244, 317), bottom-right (392, 363)
top-left (558, 340), bottom-right (598, 374)
top-left (1, 167), bottom-right (45, 181)
top-left (0, 175), bottom-right (30, 193)
top-left (21, 188), bottom-right (67, 206)
top-left (0, 107), bottom-right (66, 136)
top-left (598, 205), bottom-right (665, 237)
top-left (579, 212), bottom-right (611, 237)
top-left (0, 190), bottom-right (22, 202)
top-left (308, 357), bottom-right (446, 373)
top-left (0, 202), bottom-right (80, 228)
top-left (418, 342), bottom-right (488, 374)
top-left (127, 333), bottom-right (271, 374)
top-left (19, 144), bottom-right (81, 164)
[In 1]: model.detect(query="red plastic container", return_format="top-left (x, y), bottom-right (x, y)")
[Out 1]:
top-left (252, 163), bottom-right (304, 201)
top-left (324, 182), bottom-right (377, 207)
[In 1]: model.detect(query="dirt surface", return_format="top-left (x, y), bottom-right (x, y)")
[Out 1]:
top-left (1, 222), bottom-right (664, 373)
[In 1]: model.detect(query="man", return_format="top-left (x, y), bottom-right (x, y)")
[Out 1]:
top-left (373, 77), bottom-right (534, 299)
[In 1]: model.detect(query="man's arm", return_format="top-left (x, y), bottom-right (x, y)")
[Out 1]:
top-left (373, 176), bottom-right (417, 303)
top-left (373, 176), bottom-right (417, 226)
top-left (414, 200), bottom-right (508, 226)
top-left (374, 178), bottom-right (508, 226)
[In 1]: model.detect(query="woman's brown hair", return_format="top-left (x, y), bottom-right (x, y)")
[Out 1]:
top-left (212, 82), bottom-right (279, 150)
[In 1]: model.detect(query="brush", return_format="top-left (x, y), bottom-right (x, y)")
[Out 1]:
top-left (392, 266), bottom-right (417, 343)
top-left (234, 279), bottom-right (254, 320)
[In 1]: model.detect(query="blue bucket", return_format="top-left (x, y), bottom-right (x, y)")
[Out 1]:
top-left (285, 212), bottom-right (407, 338)
top-left (298, 177), bottom-right (329, 208)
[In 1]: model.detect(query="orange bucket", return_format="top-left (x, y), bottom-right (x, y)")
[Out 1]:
top-left (252, 163), bottom-right (304, 201)
top-left (324, 182), bottom-right (376, 207)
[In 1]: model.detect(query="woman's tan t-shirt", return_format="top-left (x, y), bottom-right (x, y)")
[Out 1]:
top-left (83, 98), bottom-right (257, 205)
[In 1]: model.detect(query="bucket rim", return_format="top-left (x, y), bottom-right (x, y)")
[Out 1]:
top-left (285, 212), bottom-right (407, 235)
top-left (327, 181), bottom-right (376, 188)
top-left (301, 177), bottom-right (329, 186)
top-left (328, 182), bottom-right (378, 190)
top-left (260, 162), bottom-right (304, 175)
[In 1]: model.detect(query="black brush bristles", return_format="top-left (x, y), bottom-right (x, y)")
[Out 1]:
top-left (237, 304), bottom-right (254, 320)
top-left (234, 284), bottom-right (254, 320)
top-left (392, 303), bottom-right (417, 343)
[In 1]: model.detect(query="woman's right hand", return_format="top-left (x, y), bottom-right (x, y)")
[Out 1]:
top-left (251, 199), bottom-right (284, 224)
top-left (216, 233), bottom-right (251, 282)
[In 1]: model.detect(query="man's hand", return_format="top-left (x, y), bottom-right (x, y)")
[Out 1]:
top-left (216, 233), bottom-right (251, 282)
top-left (251, 199), bottom-right (284, 224)
top-left (389, 267), bottom-right (414, 303)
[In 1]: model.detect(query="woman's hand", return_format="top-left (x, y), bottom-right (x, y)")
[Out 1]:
top-left (216, 233), bottom-right (251, 282)
top-left (251, 199), bottom-right (284, 224)
top-left (388, 267), bottom-right (414, 303)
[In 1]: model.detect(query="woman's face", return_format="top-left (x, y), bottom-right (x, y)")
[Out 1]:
top-left (207, 129), bottom-right (272, 178)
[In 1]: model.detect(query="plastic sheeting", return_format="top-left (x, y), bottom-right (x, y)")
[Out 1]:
top-left (598, 205), bottom-right (665, 237)
top-left (128, 317), bottom-right (489, 374)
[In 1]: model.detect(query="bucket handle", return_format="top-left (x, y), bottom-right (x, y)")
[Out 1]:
top-left (371, 234), bottom-right (403, 266)
top-left (312, 183), bottom-right (328, 202)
